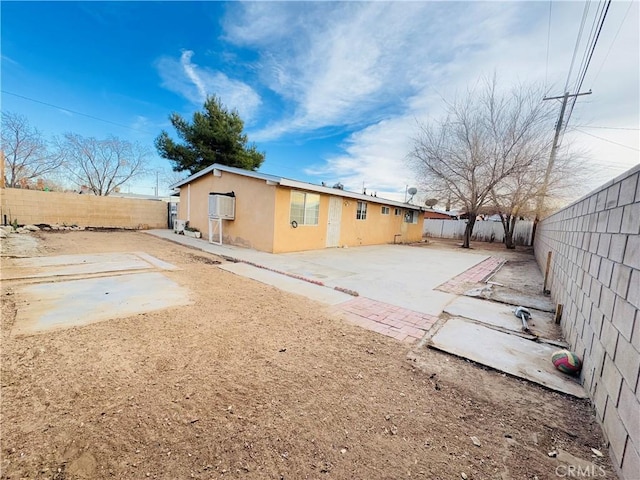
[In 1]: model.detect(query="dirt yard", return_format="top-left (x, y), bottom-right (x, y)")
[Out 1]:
top-left (1, 232), bottom-right (615, 479)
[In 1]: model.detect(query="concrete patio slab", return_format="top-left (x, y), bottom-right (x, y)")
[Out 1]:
top-left (429, 317), bottom-right (586, 398)
top-left (146, 230), bottom-right (489, 316)
top-left (218, 262), bottom-right (351, 305)
top-left (12, 272), bottom-right (190, 335)
top-left (444, 296), bottom-right (562, 340)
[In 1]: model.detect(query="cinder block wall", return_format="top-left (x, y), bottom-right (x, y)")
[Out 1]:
top-left (0, 188), bottom-right (168, 229)
top-left (534, 165), bottom-right (640, 479)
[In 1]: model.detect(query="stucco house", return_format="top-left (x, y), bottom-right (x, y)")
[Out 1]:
top-left (171, 164), bottom-right (425, 253)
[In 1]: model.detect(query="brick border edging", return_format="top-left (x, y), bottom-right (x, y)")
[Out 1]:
top-left (332, 296), bottom-right (439, 343)
top-left (435, 256), bottom-right (506, 292)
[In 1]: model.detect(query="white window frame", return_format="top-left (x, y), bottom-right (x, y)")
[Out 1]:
top-left (381, 206), bottom-right (390, 215)
top-left (289, 191), bottom-right (320, 226)
top-left (394, 207), bottom-right (402, 216)
top-left (356, 201), bottom-right (367, 220)
top-left (404, 210), bottom-right (419, 224)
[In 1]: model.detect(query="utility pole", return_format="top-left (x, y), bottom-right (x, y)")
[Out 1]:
top-left (535, 89), bottom-right (592, 221)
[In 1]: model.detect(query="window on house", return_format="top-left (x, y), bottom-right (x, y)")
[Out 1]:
top-left (381, 206), bottom-right (390, 215)
top-left (404, 210), bottom-right (419, 224)
top-left (290, 191), bottom-right (320, 225)
top-left (356, 201), bottom-right (367, 220)
top-left (394, 207), bottom-right (402, 216)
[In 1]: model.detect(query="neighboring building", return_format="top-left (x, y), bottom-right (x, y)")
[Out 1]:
top-left (171, 164), bottom-right (425, 253)
top-left (109, 191), bottom-right (179, 203)
top-left (424, 208), bottom-right (458, 220)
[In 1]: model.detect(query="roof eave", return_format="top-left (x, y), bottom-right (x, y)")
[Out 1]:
top-left (171, 164), bottom-right (424, 211)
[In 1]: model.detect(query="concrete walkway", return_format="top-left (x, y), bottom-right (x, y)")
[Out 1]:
top-left (145, 230), bottom-right (495, 343)
top-left (218, 262), bottom-right (351, 305)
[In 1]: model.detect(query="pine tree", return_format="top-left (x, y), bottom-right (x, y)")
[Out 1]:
top-left (155, 96), bottom-right (265, 174)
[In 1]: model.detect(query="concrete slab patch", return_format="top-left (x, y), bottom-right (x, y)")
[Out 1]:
top-left (444, 296), bottom-right (563, 341)
top-left (218, 263), bottom-right (351, 305)
top-left (12, 272), bottom-right (190, 335)
top-left (429, 317), bottom-right (586, 398)
top-left (134, 252), bottom-right (180, 271)
top-left (476, 286), bottom-right (556, 313)
top-left (1, 252), bottom-right (177, 280)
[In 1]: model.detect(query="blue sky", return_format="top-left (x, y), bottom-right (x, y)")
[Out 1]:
top-left (2, 1), bottom-right (638, 200)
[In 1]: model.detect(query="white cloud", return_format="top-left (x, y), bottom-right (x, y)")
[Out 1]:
top-left (130, 115), bottom-right (150, 132)
top-left (1, 54), bottom-right (19, 66)
top-left (156, 50), bottom-right (262, 123)
top-left (226, 2), bottom-right (516, 140)
top-left (304, 117), bottom-right (417, 195)
top-left (224, 1), bottom-right (638, 195)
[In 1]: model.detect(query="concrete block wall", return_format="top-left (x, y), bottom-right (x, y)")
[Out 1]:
top-left (534, 164), bottom-right (640, 479)
top-left (0, 188), bottom-right (168, 229)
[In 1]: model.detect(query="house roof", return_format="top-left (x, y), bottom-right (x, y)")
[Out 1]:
top-left (424, 208), bottom-right (458, 217)
top-left (171, 164), bottom-right (425, 211)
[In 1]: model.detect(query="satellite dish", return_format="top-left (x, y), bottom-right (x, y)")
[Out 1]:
top-left (425, 198), bottom-right (438, 208)
top-left (406, 187), bottom-right (418, 204)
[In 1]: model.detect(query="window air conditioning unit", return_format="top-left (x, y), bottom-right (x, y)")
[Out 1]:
top-left (208, 191), bottom-right (236, 220)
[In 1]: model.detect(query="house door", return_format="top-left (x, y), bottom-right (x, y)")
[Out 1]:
top-left (326, 196), bottom-right (342, 247)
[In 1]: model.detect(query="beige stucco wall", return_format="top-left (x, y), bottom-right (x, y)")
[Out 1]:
top-left (0, 188), bottom-right (168, 228)
top-left (177, 170), bottom-right (277, 252)
top-left (272, 188), bottom-right (330, 253)
top-left (178, 171), bottom-right (424, 253)
top-left (338, 200), bottom-right (421, 247)
top-left (272, 188), bottom-right (423, 253)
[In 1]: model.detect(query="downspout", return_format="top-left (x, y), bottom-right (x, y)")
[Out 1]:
top-left (187, 184), bottom-right (191, 222)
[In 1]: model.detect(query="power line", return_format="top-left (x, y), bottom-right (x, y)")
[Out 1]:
top-left (591, 0), bottom-right (635, 86)
top-left (571, 0), bottom-right (606, 93)
top-left (575, 128), bottom-right (640, 151)
top-left (592, 163), bottom-right (638, 173)
top-left (574, 125), bottom-right (640, 130)
top-left (564, 1), bottom-right (591, 93)
top-left (545, 0), bottom-right (553, 88)
top-left (1, 90), bottom-right (156, 135)
top-left (563, 1), bottom-right (611, 135)
top-left (564, 0), bottom-right (611, 131)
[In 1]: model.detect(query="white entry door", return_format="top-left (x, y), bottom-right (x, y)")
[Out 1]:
top-left (326, 196), bottom-right (342, 247)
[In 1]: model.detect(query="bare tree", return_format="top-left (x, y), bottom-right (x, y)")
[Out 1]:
top-left (1, 112), bottom-right (64, 188)
top-left (60, 133), bottom-right (150, 196)
top-left (160, 167), bottom-right (187, 192)
top-left (408, 76), bottom-right (555, 248)
top-left (490, 147), bottom-right (587, 249)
